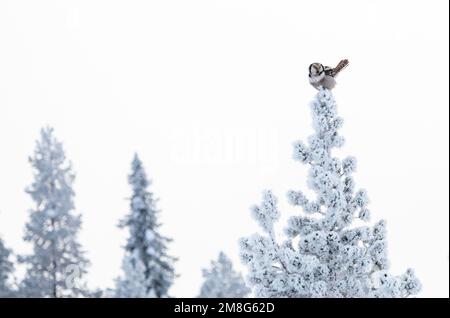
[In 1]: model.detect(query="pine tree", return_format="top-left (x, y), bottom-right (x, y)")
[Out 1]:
top-left (116, 153), bottom-right (176, 298)
top-left (239, 88), bottom-right (421, 298)
top-left (0, 237), bottom-right (14, 297)
top-left (20, 127), bottom-right (89, 298)
top-left (198, 252), bottom-right (250, 298)
top-left (115, 253), bottom-right (155, 298)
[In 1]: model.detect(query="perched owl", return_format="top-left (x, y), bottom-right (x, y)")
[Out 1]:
top-left (308, 59), bottom-right (349, 90)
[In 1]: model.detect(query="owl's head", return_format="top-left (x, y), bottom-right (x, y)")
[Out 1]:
top-left (308, 63), bottom-right (325, 82)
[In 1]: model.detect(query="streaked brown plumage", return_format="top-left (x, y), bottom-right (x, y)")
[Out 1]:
top-left (308, 59), bottom-right (349, 90)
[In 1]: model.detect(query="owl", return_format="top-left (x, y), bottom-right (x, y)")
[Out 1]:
top-left (308, 59), bottom-right (349, 90)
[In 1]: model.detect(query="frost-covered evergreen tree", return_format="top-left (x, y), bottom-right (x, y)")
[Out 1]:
top-left (239, 88), bottom-right (421, 298)
top-left (0, 237), bottom-right (14, 297)
top-left (20, 127), bottom-right (89, 298)
top-left (115, 253), bottom-right (155, 298)
top-left (198, 252), bottom-right (250, 298)
top-left (116, 153), bottom-right (176, 298)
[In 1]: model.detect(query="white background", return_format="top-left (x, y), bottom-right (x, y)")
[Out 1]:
top-left (0, 0), bottom-right (448, 297)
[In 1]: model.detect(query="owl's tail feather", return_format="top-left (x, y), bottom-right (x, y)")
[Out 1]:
top-left (332, 59), bottom-right (349, 77)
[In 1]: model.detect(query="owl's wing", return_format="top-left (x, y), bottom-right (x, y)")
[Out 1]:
top-left (323, 66), bottom-right (334, 76)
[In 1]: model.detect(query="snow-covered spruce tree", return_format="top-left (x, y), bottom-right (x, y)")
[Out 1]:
top-left (20, 127), bottom-right (89, 298)
top-left (115, 153), bottom-right (176, 298)
top-left (239, 88), bottom-right (421, 298)
top-left (115, 253), bottom-right (155, 298)
top-left (198, 252), bottom-right (251, 298)
top-left (0, 237), bottom-right (14, 297)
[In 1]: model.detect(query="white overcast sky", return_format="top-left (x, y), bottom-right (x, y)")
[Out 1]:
top-left (0, 0), bottom-right (448, 297)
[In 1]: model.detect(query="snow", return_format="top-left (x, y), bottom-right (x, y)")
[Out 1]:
top-left (239, 88), bottom-right (421, 298)
top-left (19, 127), bottom-right (89, 298)
top-left (198, 252), bottom-right (250, 298)
top-left (145, 229), bottom-right (155, 241)
top-left (45, 209), bottom-right (56, 218)
top-left (115, 153), bottom-right (176, 298)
